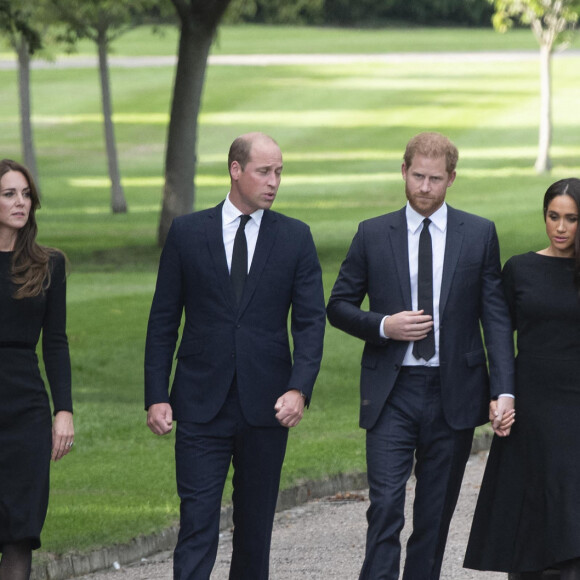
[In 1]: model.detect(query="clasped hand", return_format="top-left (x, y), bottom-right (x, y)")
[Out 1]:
top-left (383, 310), bottom-right (433, 341)
top-left (489, 397), bottom-right (516, 437)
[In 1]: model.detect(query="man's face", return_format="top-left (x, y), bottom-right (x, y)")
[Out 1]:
top-left (402, 153), bottom-right (456, 217)
top-left (229, 138), bottom-right (283, 214)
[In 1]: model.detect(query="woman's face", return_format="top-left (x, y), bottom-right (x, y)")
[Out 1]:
top-left (0, 170), bottom-right (32, 240)
top-left (545, 194), bottom-right (578, 258)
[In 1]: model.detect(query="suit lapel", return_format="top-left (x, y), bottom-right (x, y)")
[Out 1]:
top-left (387, 209), bottom-right (413, 310)
top-left (204, 202), bottom-right (237, 306)
top-left (440, 206), bottom-right (464, 317)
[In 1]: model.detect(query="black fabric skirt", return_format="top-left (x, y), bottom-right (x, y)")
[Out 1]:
top-left (464, 353), bottom-right (580, 572)
top-left (0, 348), bottom-right (52, 551)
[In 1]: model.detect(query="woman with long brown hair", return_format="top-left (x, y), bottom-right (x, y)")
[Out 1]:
top-left (0, 160), bottom-right (74, 580)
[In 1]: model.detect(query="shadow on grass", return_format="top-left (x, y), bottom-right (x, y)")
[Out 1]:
top-left (69, 244), bottom-right (162, 273)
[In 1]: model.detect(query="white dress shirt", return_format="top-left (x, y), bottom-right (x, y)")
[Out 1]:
top-left (380, 202), bottom-right (447, 367)
top-left (222, 194), bottom-right (263, 273)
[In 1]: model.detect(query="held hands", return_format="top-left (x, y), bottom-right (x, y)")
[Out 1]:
top-left (490, 396), bottom-right (515, 437)
top-left (147, 402), bottom-right (174, 435)
top-left (383, 310), bottom-right (433, 341)
top-left (52, 410), bottom-right (74, 462)
top-left (274, 389), bottom-right (305, 428)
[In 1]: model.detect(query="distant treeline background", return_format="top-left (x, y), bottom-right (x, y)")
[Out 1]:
top-left (149, 0), bottom-right (496, 27)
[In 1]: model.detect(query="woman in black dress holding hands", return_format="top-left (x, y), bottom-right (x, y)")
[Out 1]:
top-left (464, 178), bottom-right (580, 578)
top-left (0, 160), bottom-right (74, 580)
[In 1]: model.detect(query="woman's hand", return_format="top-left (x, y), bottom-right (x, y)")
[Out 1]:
top-left (52, 410), bottom-right (74, 461)
top-left (489, 398), bottom-right (515, 437)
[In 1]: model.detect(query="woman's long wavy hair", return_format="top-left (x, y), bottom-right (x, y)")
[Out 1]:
top-left (542, 177), bottom-right (580, 297)
top-left (0, 159), bottom-right (53, 298)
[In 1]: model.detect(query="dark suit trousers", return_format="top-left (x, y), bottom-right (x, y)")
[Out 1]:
top-left (360, 367), bottom-right (474, 580)
top-left (173, 383), bottom-right (288, 580)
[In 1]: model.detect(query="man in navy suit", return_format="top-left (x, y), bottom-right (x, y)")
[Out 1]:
top-left (145, 132), bottom-right (326, 580)
top-left (327, 132), bottom-right (516, 579)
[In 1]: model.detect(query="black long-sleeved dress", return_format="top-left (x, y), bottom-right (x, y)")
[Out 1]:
top-left (0, 250), bottom-right (72, 550)
top-left (464, 252), bottom-right (580, 572)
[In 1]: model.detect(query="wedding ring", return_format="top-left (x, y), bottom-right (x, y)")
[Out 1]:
top-left (67, 441), bottom-right (74, 448)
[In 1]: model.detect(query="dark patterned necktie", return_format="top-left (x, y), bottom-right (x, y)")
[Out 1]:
top-left (413, 218), bottom-right (435, 361)
top-left (231, 214), bottom-right (251, 305)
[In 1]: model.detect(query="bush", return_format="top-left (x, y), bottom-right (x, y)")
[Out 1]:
top-left (386, 0), bottom-right (494, 26)
top-left (227, 0), bottom-right (494, 27)
top-left (225, 0), bottom-right (324, 25)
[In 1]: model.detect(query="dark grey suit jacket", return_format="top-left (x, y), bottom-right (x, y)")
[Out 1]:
top-left (327, 205), bottom-right (515, 430)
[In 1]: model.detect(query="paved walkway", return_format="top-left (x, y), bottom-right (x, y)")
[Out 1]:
top-left (73, 451), bottom-right (507, 580)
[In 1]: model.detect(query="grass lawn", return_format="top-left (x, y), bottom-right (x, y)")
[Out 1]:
top-left (0, 24), bottom-right (578, 556)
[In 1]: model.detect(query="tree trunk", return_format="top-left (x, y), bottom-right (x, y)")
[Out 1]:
top-left (16, 37), bottom-right (40, 190)
top-left (535, 42), bottom-right (552, 174)
top-left (97, 31), bottom-right (127, 213)
top-left (157, 0), bottom-right (233, 246)
top-left (157, 22), bottom-right (212, 245)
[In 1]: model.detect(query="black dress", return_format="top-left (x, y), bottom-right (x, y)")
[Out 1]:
top-left (0, 251), bottom-right (72, 551)
top-left (464, 252), bottom-right (580, 572)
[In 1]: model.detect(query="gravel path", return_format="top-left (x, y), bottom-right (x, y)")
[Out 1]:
top-left (74, 451), bottom-right (506, 580)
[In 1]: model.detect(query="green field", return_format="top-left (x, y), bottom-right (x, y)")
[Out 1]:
top-left (0, 24), bottom-right (579, 556)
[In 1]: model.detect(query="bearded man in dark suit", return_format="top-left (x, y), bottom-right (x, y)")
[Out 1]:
top-left (327, 132), bottom-right (515, 580)
top-left (145, 132), bottom-right (326, 580)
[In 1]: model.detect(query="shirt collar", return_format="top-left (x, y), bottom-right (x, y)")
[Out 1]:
top-left (406, 201), bottom-right (447, 235)
top-left (224, 194), bottom-right (264, 226)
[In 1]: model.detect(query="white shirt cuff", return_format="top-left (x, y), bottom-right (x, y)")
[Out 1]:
top-left (380, 315), bottom-right (390, 339)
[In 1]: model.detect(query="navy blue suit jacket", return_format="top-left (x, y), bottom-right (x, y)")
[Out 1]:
top-left (145, 202), bottom-right (326, 427)
top-left (327, 205), bottom-right (515, 431)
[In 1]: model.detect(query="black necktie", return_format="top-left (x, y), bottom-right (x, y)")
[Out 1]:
top-left (413, 218), bottom-right (435, 361)
top-left (231, 214), bottom-right (251, 305)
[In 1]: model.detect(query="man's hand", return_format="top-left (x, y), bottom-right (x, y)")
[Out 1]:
top-left (274, 389), bottom-right (305, 428)
top-left (147, 403), bottom-right (174, 435)
top-left (490, 396), bottom-right (515, 437)
top-left (383, 310), bottom-right (433, 341)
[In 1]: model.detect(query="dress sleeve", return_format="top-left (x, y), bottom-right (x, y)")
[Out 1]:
top-left (501, 257), bottom-right (517, 332)
top-left (42, 252), bottom-right (73, 414)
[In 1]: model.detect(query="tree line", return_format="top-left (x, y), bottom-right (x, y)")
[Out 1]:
top-left (224, 0), bottom-right (495, 27)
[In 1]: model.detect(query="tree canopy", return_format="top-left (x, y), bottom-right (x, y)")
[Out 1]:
top-left (0, 0), bottom-right (43, 53)
top-left (490, 0), bottom-right (580, 42)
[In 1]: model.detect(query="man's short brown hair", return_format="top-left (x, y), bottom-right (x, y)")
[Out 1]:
top-left (403, 132), bottom-right (459, 174)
